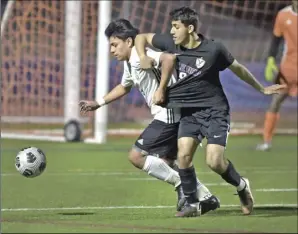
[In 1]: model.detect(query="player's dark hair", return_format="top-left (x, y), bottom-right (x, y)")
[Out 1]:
top-left (169, 7), bottom-right (199, 31)
top-left (104, 19), bottom-right (139, 42)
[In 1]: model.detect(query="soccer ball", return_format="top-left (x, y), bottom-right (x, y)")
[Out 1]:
top-left (15, 147), bottom-right (47, 178)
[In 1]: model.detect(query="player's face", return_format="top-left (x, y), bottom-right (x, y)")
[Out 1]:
top-left (170, 20), bottom-right (193, 45)
top-left (109, 36), bottom-right (132, 61)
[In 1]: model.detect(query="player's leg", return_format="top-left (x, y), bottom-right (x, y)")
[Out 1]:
top-left (206, 112), bottom-right (253, 215)
top-left (128, 120), bottom-right (181, 188)
top-left (131, 120), bottom-right (216, 212)
top-left (257, 72), bottom-right (288, 151)
top-left (175, 114), bottom-right (220, 217)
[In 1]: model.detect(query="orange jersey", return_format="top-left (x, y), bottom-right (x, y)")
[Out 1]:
top-left (273, 5), bottom-right (298, 96)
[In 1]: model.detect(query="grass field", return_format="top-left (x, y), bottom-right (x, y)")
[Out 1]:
top-left (1, 135), bottom-right (297, 233)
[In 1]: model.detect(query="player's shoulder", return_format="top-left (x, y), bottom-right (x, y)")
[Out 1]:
top-left (279, 5), bottom-right (292, 13)
top-left (129, 47), bottom-right (144, 67)
top-left (200, 34), bottom-right (220, 47)
top-left (129, 47), bottom-right (139, 64)
top-left (204, 36), bottom-right (226, 52)
top-left (129, 46), bottom-right (160, 66)
top-left (277, 5), bottom-right (292, 18)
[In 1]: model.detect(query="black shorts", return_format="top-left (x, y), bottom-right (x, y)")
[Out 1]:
top-left (134, 119), bottom-right (179, 160)
top-left (178, 107), bottom-right (230, 147)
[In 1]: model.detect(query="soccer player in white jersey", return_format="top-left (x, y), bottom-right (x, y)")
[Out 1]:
top-left (79, 19), bottom-right (220, 214)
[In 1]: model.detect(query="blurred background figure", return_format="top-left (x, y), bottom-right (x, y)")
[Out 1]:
top-left (256, 0), bottom-right (297, 151)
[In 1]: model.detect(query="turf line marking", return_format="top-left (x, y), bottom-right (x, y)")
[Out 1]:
top-left (2, 204), bottom-right (297, 212)
top-left (122, 179), bottom-right (298, 191)
top-left (2, 169), bottom-right (297, 177)
top-left (256, 188), bottom-right (298, 192)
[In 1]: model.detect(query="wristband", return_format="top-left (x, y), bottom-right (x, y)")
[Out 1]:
top-left (98, 97), bottom-right (106, 106)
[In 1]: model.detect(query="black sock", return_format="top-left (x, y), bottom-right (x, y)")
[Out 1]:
top-left (221, 160), bottom-right (241, 187)
top-left (179, 166), bottom-right (198, 204)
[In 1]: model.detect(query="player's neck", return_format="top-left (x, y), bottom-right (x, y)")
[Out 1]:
top-left (181, 34), bottom-right (201, 49)
top-left (126, 49), bottom-right (132, 62)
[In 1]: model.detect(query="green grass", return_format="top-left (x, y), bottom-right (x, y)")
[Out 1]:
top-left (1, 135), bottom-right (298, 233)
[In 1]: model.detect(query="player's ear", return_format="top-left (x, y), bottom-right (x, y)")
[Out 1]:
top-left (127, 37), bottom-right (133, 48)
top-left (188, 24), bottom-right (195, 34)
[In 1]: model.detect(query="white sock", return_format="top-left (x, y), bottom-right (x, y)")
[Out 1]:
top-left (196, 178), bottom-right (212, 201)
top-left (237, 178), bottom-right (246, 191)
top-left (142, 155), bottom-right (181, 188)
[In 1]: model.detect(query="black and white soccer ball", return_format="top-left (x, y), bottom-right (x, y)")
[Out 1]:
top-left (15, 147), bottom-right (47, 178)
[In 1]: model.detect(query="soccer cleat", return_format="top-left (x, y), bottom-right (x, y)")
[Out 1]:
top-left (256, 143), bottom-right (271, 151)
top-left (175, 202), bottom-right (201, 217)
top-left (175, 185), bottom-right (187, 211)
top-left (176, 196), bottom-right (187, 212)
top-left (176, 183), bottom-right (216, 212)
top-left (237, 178), bottom-right (254, 215)
top-left (200, 195), bottom-right (220, 215)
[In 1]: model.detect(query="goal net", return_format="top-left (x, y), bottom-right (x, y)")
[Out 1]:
top-left (1, 0), bottom-right (296, 143)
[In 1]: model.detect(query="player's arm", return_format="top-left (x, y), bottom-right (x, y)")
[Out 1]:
top-left (102, 84), bottom-right (132, 105)
top-left (228, 60), bottom-right (265, 93)
top-left (145, 49), bottom-right (176, 105)
top-left (79, 84), bottom-right (132, 114)
top-left (154, 53), bottom-right (176, 105)
top-left (135, 33), bottom-right (174, 69)
top-left (135, 33), bottom-right (155, 58)
top-left (79, 69), bottom-right (133, 113)
top-left (217, 41), bottom-right (267, 93)
top-left (99, 70), bottom-right (133, 105)
top-left (157, 53), bottom-right (176, 91)
top-left (229, 60), bottom-right (286, 95)
top-left (217, 42), bottom-right (286, 95)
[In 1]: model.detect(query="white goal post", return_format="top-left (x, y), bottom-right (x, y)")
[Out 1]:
top-left (85, 0), bottom-right (111, 144)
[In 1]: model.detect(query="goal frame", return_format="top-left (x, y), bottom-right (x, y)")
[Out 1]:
top-left (1, 0), bottom-right (111, 144)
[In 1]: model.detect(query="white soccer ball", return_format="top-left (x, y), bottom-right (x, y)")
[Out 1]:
top-left (15, 147), bottom-right (47, 178)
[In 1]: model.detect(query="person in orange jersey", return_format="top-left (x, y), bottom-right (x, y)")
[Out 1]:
top-left (257, 0), bottom-right (297, 151)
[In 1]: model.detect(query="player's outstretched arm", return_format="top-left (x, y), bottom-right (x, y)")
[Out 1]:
top-left (79, 84), bottom-right (131, 114)
top-left (228, 60), bottom-right (286, 95)
top-left (102, 84), bottom-right (132, 104)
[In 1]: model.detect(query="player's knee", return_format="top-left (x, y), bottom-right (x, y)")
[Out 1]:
top-left (268, 93), bottom-right (287, 113)
top-left (177, 137), bottom-right (197, 167)
top-left (161, 157), bottom-right (175, 168)
top-left (268, 101), bottom-right (281, 113)
top-left (177, 148), bottom-right (192, 164)
top-left (205, 144), bottom-right (227, 174)
top-left (128, 149), bottom-right (145, 169)
top-left (177, 152), bottom-right (192, 165)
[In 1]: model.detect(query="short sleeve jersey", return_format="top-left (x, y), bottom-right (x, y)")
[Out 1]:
top-left (121, 46), bottom-right (180, 123)
top-left (152, 33), bottom-right (235, 111)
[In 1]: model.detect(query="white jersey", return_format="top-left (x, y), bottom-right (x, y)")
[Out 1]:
top-left (121, 47), bottom-right (180, 123)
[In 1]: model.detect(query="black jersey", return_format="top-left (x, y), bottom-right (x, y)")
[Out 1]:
top-left (152, 33), bottom-right (234, 111)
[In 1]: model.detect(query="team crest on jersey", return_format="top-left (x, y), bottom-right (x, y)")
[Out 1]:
top-left (196, 57), bottom-right (205, 69)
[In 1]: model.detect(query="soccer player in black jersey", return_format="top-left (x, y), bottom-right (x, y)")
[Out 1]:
top-left (135, 7), bottom-right (286, 217)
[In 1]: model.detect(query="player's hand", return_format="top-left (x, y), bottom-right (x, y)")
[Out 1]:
top-left (79, 100), bottom-right (100, 114)
top-left (262, 84), bottom-right (287, 95)
top-left (140, 55), bottom-right (156, 70)
top-left (153, 88), bottom-right (166, 105)
top-left (265, 57), bottom-right (278, 82)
